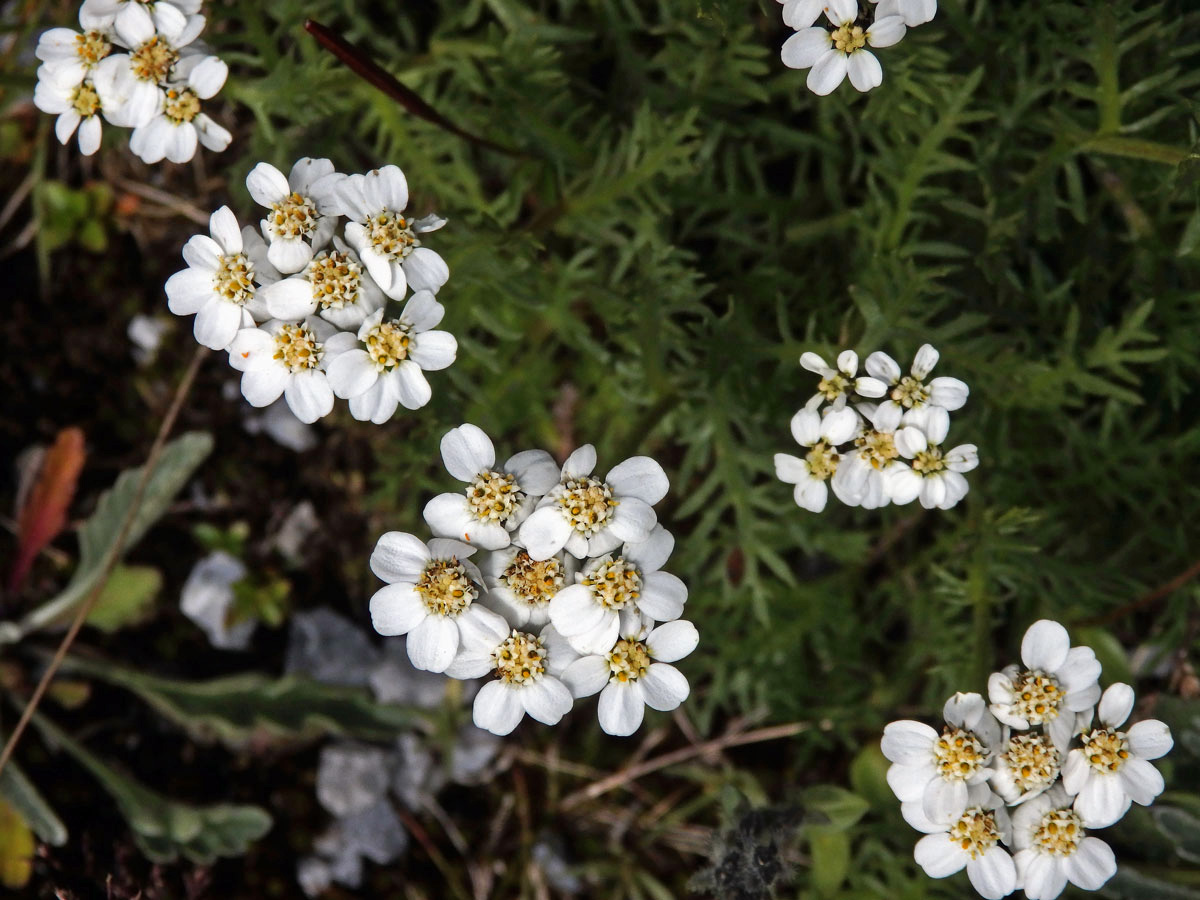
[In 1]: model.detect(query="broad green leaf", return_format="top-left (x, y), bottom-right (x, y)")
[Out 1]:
top-left (29, 711), bottom-right (270, 865)
top-left (806, 826), bottom-right (849, 897)
top-left (0, 432), bottom-right (212, 644)
top-left (802, 785), bottom-right (869, 831)
top-left (1101, 866), bottom-right (1200, 900)
top-left (0, 750), bottom-right (67, 846)
top-left (0, 799), bottom-right (34, 889)
top-left (1154, 806), bottom-right (1200, 864)
top-left (86, 565), bottom-right (162, 633)
top-left (62, 655), bottom-right (419, 750)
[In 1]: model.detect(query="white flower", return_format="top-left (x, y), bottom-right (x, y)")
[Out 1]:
top-left (441, 609), bottom-right (574, 735)
top-left (864, 344), bottom-right (969, 429)
top-left (323, 292), bottom-right (457, 423)
top-left (481, 546), bottom-right (577, 630)
top-left (333, 165), bottom-right (448, 297)
top-left (799, 349), bottom-right (887, 411)
top-left (873, 0), bottom-right (937, 27)
top-left (882, 692), bottom-right (1001, 828)
top-left (518, 446), bottom-right (668, 561)
top-left (128, 54), bottom-right (229, 164)
top-left (79, 0), bottom-right (201, 39)
top-left (261, 236), bottom-right (385, 332)
top-left (1061, 682), bottom-right (1172, 828)
top-left (33, 67), bottom-right (107, 155)
top-left (912, 802), bottom-right (1017, 899)
top-left (165, 207), bottom-right (275, 350)
top-left (247, 158), bottom-right (341, 275)
top-left (423, 424), bottom-right (560, 550)
top-left (781, 1), bottom-right (907, 96)
top-left (555, 615), bottom-right (699, 737)
top-left (367, 533), bottom-right (493, 674)
top-left (989, 730), bottom-right (1062, 805)
top-left (35, 26), bottom-right (114, 86)
top-left (830, 402), bottom-right (912, 509)
top-left (885, 407), bottom-right (978, 509)
top-left (1010, 785), bottom-right (1117, 899)
top-left (228, 316), bottom-right (338, 424)
top-left (92, 9), bottom-right (204, 128)
top-left (549, 526), bottom-right (686, 655)
top-left (774, 405), bottom-right (859, 512)
top-left (987, 620), bottom-right (1102, 753)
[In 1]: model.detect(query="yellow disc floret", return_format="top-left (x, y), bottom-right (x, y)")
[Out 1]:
top-left (363, 319), bottom-right (412, 371)
top-left (307, 250), bottom-right (362, 310)
top-left (1011, 670), bottom-right (1062, 725)
top-left (163, 88), bottom-right (201, 124)
top-left (272, 323), bottom-right (323, 373)
top-left (492, 630), bottom-right (547, 685)
top-left (892, 375), bottom-right (930, 409)
top-left (213, 253), bottom-right (255, 306)
top-left (130, 36), bottom-right (177, 84)
top-left (501, 551), bottom-right (565, 608)
top-left (608, 638), bottom-right (651, 684)
top-left (1033, 808), bottom-right (1084, 857)
top-left (805, 440), bottom-right (839, 480)
top-left (75, 31), bottom-right (112, 66)
top-left (269, 192), bottom-right (319, 240)
top-left (1080, 728), bottom-right (1131, 774)
top-left (367, 209), bottom-right (417, 260)
top-left (933, 727), bottom-right (987, 783)
top-left (947, 808), bottom-right (1000, 860)
top-left (1003, 732), bottom-right (1060, 794)
top-left (831, 24), bottom-right (867, 53)
top-left (856, 429), bottom-right (899, 470)
top-left (558, 476), bottom-right (618, 536)
top-left (71, 82), bottom-right (101, 117)
top-left (466, 471), bottom-right (523, 524)
top-left (582, 557), bottom-right (642, 610)
top-left (416, 558), bottom-right (477, 617)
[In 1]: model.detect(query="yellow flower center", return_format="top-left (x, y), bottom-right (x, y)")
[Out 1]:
top-left (269, 192), bottom-right (318, 240)
top-left (947, 808), bottom-right (1000, 860)
top-left (75, 30), bottom-right (112, 66)
top-left (212, 253), bottom-right (255, 306)
top-left (831, 23), bottom-right (867, 54)
top-left (466, 470), bottom-right (523, 524)
top-left (1011, 670), bottom-right (1062, 725)
top-left (1033, 808), bottom-right (1084, 857)
top-left (71, 82), bottom-right (101, 117)
top-left (582, 557), bottom-right (642, 610)
top-left (492, 630), bottom-right (546, 685)
top-left (307, 250), bottom-right (362, 310)
top-left (558, 476), bottom-right (618, 536)
top-left (933, 727), bottom-right (987, 783)
top-left (891, 375), bottom-right (930, 409)
top-left (163, 88), bottom-right (200, 124)
top-left (817, 372), bottom-right (849, 401)
top-left (804, 440), bottom-right (840, 480)
top-left (912, 445), bottom-right (946, 474)
top-left (272, 323), bottom-right (323, 373)
top-left (1003, 732), bottom-right (1060, 794)
top-left (1081, 728), bottom-right (1131, 774)
top-left (415, 558), bottom-right (477, 617)
top-left (500, 551), bottom-right (564, 608)
top-left (856, 429), bottom-right (899, 470)
top-left (364, 320), bottom-right (411, 371)
top-left (608, 638), bottom-right (651, 684)
top-left (130, 36), bottom-right (177, 84)
top-left (368, 209), bottom-right (417, 260)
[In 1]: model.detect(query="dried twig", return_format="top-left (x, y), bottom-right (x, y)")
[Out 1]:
top-left (1079, 557), bottom-right (1200, 627)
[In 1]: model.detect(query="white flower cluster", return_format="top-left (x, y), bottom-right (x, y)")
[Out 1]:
top-left (774, 344), bottom-right (975, 512)
top-left (166, 160), bottom-right (455, 424)
top-left (778, 0), bottom-right (936, 95)
top-left (368, 424), bottom-right (699, 738)
top-left (882, 619), bottom-right (1174, 900)
top-left (33, 0), bottom-right (231, 162)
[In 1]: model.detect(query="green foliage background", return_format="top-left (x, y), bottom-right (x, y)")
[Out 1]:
top-left (4, 0), bottom-right (1200, 896)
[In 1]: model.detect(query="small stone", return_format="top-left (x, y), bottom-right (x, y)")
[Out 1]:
top-left (180, 551), bottom-right (255, 651)
top-left (369, 640), bottom-right (452, 707)
top-left (286, 607), bottom-right (379, 686)
top-left (316, 743), bottom-right (393, 817)
top-left (392, 732), bottom-right (443, 810)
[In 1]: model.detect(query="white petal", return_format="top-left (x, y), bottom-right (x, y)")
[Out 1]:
top-left (422, 493), bottom-right (477, 544)
top-left (409, 330), bottom-right (457, 371)
top-left (913, 833), bottom-right (965, 878)
top-left (521, 677), bottom-right (573, 725)
top-left (623, 525), bottom-right (675, 573)
top-left (209, 205), bottom-right (242, 255)
top-left (774, 453), bottom-right (807, 485)
top-left (402, 247), bottom-right (449, 293)
top-left (1073, 773), bottom-right (1130, 828)
top-left (368, 583), bottom-right (425, 635)
top-left (406, 615), bottom-right (460, 673)
top-left (399, 289), bottom-right (445, 330)
top-left (789, 408), bottom-right (821, 447)
top-left (1064, 837), bottom-right (1116, 891)
top-left (794, 478), bottom-right (829, 513)
top-left (821, 407), bottom-right (859, 444)
top-left (894, 426), bottom-right (927, 458)
top-left (194, 299), bottom-right (243, 351)
top-left (518, 507), bottom-right (573, 561)
top-left (165, 267), bottom-right (213, 315)
top-left (267, 237), bottom-right (314, 276)
top-left (945, 444), bottom-right (979, 473)
top-left (372, 165), bottom-right (410, 212)
top-left (1119, 757), bottom-right (1164, 806)
top-left (284, 371), bottom-right (334, 424)
top-left (886, 763), bottom-right (934, 802)
top-left (261, 276), bottom-right (317, 321)
top-left (799, 352), bottom-right (832, 376)
top-left (881, 720), bottom-right (937, 765)
top-left (1021, 619), bottom-right (1071, 672)
top-left (607, 496), bottom-right (657, 543)
top-left (846, 50), bottom-right (883, 92)
top-left (390, 361), bottom-right (430, 410)
top-left (1097, 682), bottom-right (1134, 728)
top-left (597, 682), bottom-right (645, 736)
top-left (867, 15), bottom-right (907, 48)
top-left (637, 572), bottom-right (687, 621)
top-left (326, 349), bottom-right (379, 399)
top-left (504, 449), bottom-right (559, 496)
top-left (865, 351), bottom-right (901, 384)
top-left (548, 584), bottom-right (606, 635)
top-left (780, 27), bottom-right (831, 70)
top-left (1020, 851), bottom-right (1067, 900)
top-left (807, 50), bottom-right (848, 96)
top-left (440, 424), bottom-right (496, 481)
top-left (929, 376), bottom-right (969, 411)
top-left (76, 114), bottom-right (102, 155)
top-left (473, 680), bottom-right (525, 735)
top-left (966, 847), bottom-right (1017, 900)
top-left (922, 776), bottom-right (968, 826)
top-left (606, 457), bottom-right (669, 505)
top-left (640, 664), bottom-right (688, 711)
top-left (239, 366), bottom-right (287, 408)
top-left (369, 531), bottom-right (430, 583)
top-left (885, 466), bottom-right (922, 506)
top-left (562, 444), bottom-right (597, 479)
top-left (1126, 719), bottom-right (1173, 760)
top-left (348, 380), bottom-right (398, 424)
top-left (246, 162), bottom-right (289, 207)
top-left (561, 655), bottom-right (610, 699)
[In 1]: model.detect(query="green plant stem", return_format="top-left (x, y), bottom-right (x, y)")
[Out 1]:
top-left (0, 344), bottom-right (208, 780)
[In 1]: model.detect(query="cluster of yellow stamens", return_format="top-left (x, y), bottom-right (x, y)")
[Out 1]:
top-left (607, 638), bottom-right (651, 684)
top-left (74, 30), bottom-right (112, 66)
top-left (583, 557), bottom-right (642, 610)
top-left (272, 323), bottom-right (323, 373)
top-left (557, 476), bottom-right (618, 536)
top-left (805, 440), bottom-right (840, 480)
top-left (891, 375), bottom-right (930, 409)
top-left (856, 429), bottom-right (899, 470)
top-left (1003, 733), bottom-right (1060, 794)
top-left (466, 471), bottom-right (523, 523)
top-left (130, 36), bottom-right (177, 84)
top-left (932, 727), bottom-right (987, 782)
top-left (415, 558), bottom-right (477, 617)
top-left (367, 209), bottom-right (417, 260)
top-left (1032, 808), bottom-right (1083, 857)
top-left (947, 808), bottom-right (1000, 859)
top-left (213, 253), bottom-right (255, 305)
top-left (501, 551), bottom-right (564, 608)
top-left (163, 88), bottom-right (201, 124)
top-left (1010, 670), bottom-right (1062, 724)
top-left (363, 319), bottom-right (412, 371)
top-left (1080, 728), bottom-right (1131, 774)
top-left (492, 631), bottom-right (546, 685)
top-left (817, 372), bottom-right (849, 402)
top-left (830, 23), bottom-right (867, 53)
top-left (911, 445), bottom-right (946, 474)
top-left (71, 82), bottom-right (101, 118)
top-left (269, 192), bottom-right (319, 240)
top-left (307, 251), bottom-right (362, 309)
